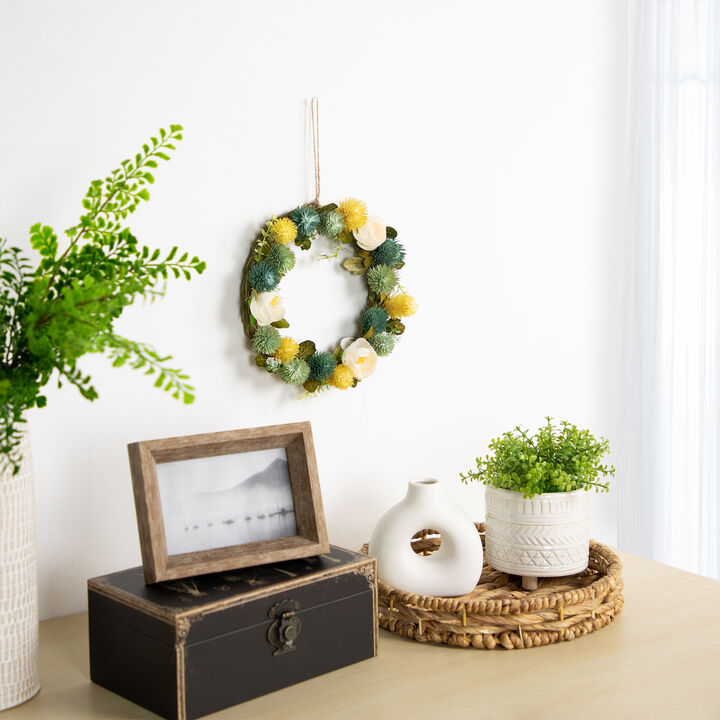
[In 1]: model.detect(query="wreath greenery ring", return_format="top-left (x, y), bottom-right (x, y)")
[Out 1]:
top-left (240, 198), bottom-right (416, 394)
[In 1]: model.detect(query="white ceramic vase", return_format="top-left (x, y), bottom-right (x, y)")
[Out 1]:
top-left (369, 479), bottom-right (484, 597)
top-left (484, 486), bottom-right (590, 583)
top-left (0, 434), bottom-right (40, 710)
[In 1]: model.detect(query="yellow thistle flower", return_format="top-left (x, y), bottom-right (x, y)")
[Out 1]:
top-left (384, 293), bottom-right (418, 319)
top-left (274, 337), bottom-right (299, 364)
top-left (269, 217), bottom-right (298, 245)
top-left (337, 198), bottom-right (368, 232)
top-left (329, 364), bottom-right (354, 390)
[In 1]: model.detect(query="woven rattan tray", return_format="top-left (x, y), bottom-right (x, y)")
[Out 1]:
top-left (360, 523), bottom-right (624, 649)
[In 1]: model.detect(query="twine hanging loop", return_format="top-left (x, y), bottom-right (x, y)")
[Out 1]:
top-left (311, 97), bottom-right (320, 205)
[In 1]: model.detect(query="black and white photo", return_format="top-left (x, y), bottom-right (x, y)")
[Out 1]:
top-left (157, 447), bottom-right (297, 555)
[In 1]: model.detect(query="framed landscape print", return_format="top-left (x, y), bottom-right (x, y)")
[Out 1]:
top-left (128, 422), bottom-right (329, 583)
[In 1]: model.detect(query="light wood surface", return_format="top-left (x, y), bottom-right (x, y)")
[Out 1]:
top-left (6, 552), bottom-right (720, 720)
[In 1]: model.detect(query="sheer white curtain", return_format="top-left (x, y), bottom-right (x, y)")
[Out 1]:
top-left (620, 0), bottom-right (720, 578)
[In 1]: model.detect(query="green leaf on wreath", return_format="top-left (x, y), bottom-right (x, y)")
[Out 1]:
top-left (298, 340), bottom-right (316, 359)
top-left (386, 226), bottom-right (397, 239)
top-left (363, 327), bottom-right (375, 339)
top-left (317, 203), bottom-right (338, 213)
top-left (363, 256), bottom-right (373, 268)
top-left (343, 257), bottom-right (365, 275)
top-left (303, 379), bottom-right (320, 393)
top-left (339, 230), bottom-right (353, 244)
top-left (358, 249), bottom-right (371, 258)
top-left (255, 355), bottom-right (267, 367)
top-left (395, 261), bottom-right (405, 270)
top-left (388, 320), bottom-right (405, 335)
top-left (271, 319), bottom-right (290, 329)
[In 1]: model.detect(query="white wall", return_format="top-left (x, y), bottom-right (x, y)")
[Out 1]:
top-left (0, 0), bottom-right (627, 620)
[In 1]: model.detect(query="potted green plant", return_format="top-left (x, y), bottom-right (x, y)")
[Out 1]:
top-left (0, 125), bottom-right (205, 710)
top-left (461, 418), bottom-right (615, 590)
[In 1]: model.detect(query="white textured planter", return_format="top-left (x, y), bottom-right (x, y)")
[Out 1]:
top-left (0, 435), bottom-right (40, 710)
top-left (485, 486), bottom-right (589, 585)
top-left (369, 479), bottom-right (484, 597)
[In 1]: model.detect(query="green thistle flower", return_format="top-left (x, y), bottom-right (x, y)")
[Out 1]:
top-left (361, 306), bottom-right (389, 335)
top-left (367, 264), bottom-right (398, 295)
top-left (280, 358), bottom-right (310, 385)
top-left (307, 351), bottom-right (337, 382)
top-left (318, 209), bottom-right (345, 237)
top-left (372, 238), bottom-right (405, 267)
top-left (265, 356), bottom-right (282, 373)
top-left (266, 243), bottom-right (296, 275)
top-left (248, 261), bottom-right (279, 292)
top-left (252, 326), bottom-right (282, 355)
top-left (368, 332), bottom-right (396, 357)
top-left (289, 206), bottom-right (320, 236)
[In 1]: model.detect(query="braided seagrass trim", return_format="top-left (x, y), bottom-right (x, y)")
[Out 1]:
top-left (360, 523), bottom-right (624, 650)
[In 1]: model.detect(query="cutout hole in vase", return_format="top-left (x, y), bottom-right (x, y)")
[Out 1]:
top-left (410, 529), bottom-right (442, 556)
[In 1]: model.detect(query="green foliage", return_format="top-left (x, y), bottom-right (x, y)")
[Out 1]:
top-left (248, 262), bottom-right (279, 292)
top-left (265, 356), bottom-right (282, 373)
top-left (460, 418), bottom-right (615, 497)
top-left (361, 306), bottom-right (389, 335)
top-left (307, 351), bottom-right (336, 382)
top-left (303, 379), bottom-right (321, 393)
top-left (297, 340), bottom-right (316, 360)
top-left (294, 235), bottom-right (312, 251)
top-left (252, 326), bottom-right (282, 355)
top-left (0, 125), bottom-right (205, 473)
top-left (288, 206), bottom-right (320, 236)
top-left (372, 238), bottom-right (405, 267)
top-left (367, 264), bottom-right (398, 295)
top-left (280, 358), bottom-right (310, 385)
top-left (343, 257), bottom-right (366, 275)
top-left (368, 332), bottom-right (396, 357)
top-left (265, 243), bottom-right (296, 276)
top-left (318, 209), bottom-right (344, 237)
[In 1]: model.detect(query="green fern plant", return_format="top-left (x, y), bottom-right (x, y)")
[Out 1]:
top-left (0, 125), bottom-right (206, 473)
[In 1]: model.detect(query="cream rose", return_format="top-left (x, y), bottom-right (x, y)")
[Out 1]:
top-left (341, 338), bottom-right (378, 380)
top-left (250, 290), bottom-right (285, 326)
top-left (353, 216), bottom-right (386, 251)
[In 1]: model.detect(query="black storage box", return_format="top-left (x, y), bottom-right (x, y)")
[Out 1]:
top-left (88, 546), bottom-right (377, 719)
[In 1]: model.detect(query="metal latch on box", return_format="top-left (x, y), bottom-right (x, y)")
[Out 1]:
top-left (267, 599), bottom-right (302, 656)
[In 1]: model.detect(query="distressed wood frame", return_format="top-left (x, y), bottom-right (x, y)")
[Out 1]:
top-left (128, 422), bottom-right (329, 583)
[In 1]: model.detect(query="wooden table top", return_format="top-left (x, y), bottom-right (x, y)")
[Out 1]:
top-left (5, 551), bottom-right (720, 719)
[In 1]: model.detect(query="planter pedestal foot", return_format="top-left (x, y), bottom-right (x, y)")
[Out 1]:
top-left (521, 576), bottom-right (538, 591)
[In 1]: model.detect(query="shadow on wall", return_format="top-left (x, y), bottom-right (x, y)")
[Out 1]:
top-left (327, 478), bottom-right (383, 551)
top-left (221, 220), bottom-right (260, 382)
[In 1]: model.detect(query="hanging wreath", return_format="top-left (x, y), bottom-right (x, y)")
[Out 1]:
top-left (240, 198), bottom-right (416, 394)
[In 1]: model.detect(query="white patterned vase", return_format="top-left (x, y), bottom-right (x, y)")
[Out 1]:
top-left (485, 486), bottom-right (589, 578)
top-left (0, 434), bottom-right (40, 710)
top-left (369, 478), bottom-right (484, 597)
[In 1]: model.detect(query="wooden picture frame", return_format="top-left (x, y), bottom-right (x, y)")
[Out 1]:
top-left (128, 422), bottom-right (329, 583)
